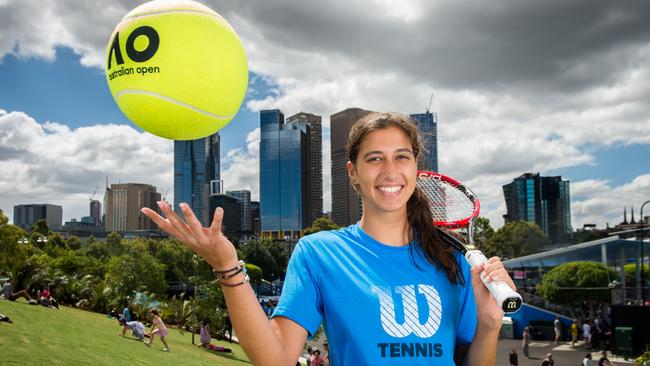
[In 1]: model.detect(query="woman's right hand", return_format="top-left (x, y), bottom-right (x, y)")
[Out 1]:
top-left (141, 201), bottom-right (238, 270)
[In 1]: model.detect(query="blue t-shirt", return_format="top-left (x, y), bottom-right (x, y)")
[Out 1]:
top-left (273, 223), bottom-right (477, 365)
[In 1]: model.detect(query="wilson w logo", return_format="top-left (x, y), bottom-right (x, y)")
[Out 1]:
top-left (372, 284), bottom-right (443, 338)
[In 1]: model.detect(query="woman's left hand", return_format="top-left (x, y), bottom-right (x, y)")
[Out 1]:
top-left (470, 256), bottom-right (517, 330)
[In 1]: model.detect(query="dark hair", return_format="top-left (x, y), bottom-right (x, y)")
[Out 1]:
top-left (150, 309), bottom-right (159, 316)
top-left (346, 112), bottom-right (463, 284)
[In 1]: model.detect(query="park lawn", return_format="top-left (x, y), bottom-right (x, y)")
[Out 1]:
top-left (0, 299), bottom-right (251, 365)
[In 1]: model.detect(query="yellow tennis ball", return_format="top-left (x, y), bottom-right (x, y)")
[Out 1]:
top-left (105, 0), bottom-right (248, 140)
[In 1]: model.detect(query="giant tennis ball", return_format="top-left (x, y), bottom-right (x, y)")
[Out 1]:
top-left (105, 0), bottom-right (247, 140)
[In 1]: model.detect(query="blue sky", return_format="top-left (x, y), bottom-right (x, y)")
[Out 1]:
top-left (1, 0), bottom-right (649, 230)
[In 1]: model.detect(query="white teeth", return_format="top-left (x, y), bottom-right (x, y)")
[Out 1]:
top-left (378, 186), bottom-right (402, 193)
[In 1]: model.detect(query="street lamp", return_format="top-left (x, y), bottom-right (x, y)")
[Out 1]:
top-left (37, 236), bottom-right (48, 246)
top-left (640, 200), bottom-right (650, 303)
top-left (17, 237), bottom-right (29, 245)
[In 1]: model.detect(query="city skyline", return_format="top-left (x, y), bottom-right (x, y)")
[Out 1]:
top-left (1, 0), bottom-right (649, 230)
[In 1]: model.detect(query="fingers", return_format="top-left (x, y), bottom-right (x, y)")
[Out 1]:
top-left (209, 207), bottom-right (224, 235)
top-left (180, 202), bottom-right (208, 241)
top-left (482, 256), bottom-right (517, 291)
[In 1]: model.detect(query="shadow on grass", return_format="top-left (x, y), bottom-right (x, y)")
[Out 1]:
top-left (208, 350), bottom-right (252, 364)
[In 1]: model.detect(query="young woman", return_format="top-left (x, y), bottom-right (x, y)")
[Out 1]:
top-left (142, 112), bottom-right (516, 365)
top-left (144, 309), bottom-right (170, 352)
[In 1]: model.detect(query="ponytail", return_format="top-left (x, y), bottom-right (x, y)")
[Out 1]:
top-left (408, 186), bottom-right (464, 285)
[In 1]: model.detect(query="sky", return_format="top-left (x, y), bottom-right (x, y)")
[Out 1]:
top-left (0, 0), bottom-right (649, 231)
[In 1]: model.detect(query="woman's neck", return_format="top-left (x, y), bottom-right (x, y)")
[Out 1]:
top-left (359, 209), bottom-right (411, 247)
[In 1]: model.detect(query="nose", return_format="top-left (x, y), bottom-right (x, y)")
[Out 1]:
top-left (381, 158), bottom-right (399, 180)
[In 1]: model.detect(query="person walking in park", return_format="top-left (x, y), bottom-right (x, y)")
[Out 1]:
top-left (509, 348), bottom-right (518, 366)
top-left (553, 316), bottom-right (562, 344)
top-left (583, 319), bottom-right (592, 349)
top-left (583, 352), bottom-right (593, 366)
top-left (571, 319), bottom-right (579, 347)
top-left (144, 309), bottom-right (169, 352)
top-left (142, 112), bottom-right (518, 365)
top-left (522, 326), bottom-right (531, 359)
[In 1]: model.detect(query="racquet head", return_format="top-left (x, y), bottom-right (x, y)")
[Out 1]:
top-left (415, 171), bottom-right (480, 229)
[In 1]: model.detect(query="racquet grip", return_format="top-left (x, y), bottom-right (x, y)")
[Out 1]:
top-left (465, 250), bottom-right (522, 313)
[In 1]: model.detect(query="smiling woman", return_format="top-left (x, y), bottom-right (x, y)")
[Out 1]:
top-left (141, 112), bottom-right (516, 366)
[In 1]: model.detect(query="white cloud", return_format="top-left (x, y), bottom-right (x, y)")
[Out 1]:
top-left (571, 174), bottom-right (650, 229)
top-left (0, 110), bottom-right (173, 223)
top-left (221, 128), bottom-right (260, 200)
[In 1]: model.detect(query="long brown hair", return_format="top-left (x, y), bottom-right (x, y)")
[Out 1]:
top-left (347, 112), bottom-right (463, 284)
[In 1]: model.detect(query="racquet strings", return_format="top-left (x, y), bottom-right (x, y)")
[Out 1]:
top-left (416, 175), bottom-right (475, 225)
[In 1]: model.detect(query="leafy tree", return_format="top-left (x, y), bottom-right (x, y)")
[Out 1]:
top-left (483, 221), bottom-right (550, 259)
top-left (0, 212), bottom-right (30, 275)
top-left (85, 241), bottom-right (109, 260)
top-left (105, 241), bottom-right (167, 303)
top-left (30, 219), bottom-right (49, 236)
top-left (241, 240), bottom-right (276, 281)
top-left (246, 263), bottom-right (263, 286)
top-left (472, 217), bottom-right (495, 250)
top-left (106, 232), bottom-right (124, 256)
top-left (623, 263), bottom-right (650, 287)
top-left (536, 261), bottom-right (614, 305)
top-left (66, 236), bottom-right (82, 250)
top-left (0, 208), bottom-right (8, 226)
top-left (303, 217), bottom-right (339, 235)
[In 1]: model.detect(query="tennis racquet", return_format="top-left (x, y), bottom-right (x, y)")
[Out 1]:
top-left (416, 171), bottom-right (523, 313)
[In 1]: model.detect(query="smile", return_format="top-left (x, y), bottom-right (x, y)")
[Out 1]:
top-left (377, 186), bottom-right (403, 193)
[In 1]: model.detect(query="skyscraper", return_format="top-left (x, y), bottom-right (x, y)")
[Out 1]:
top-left (502, 173), bottom-right (572, 244)
top-left (13, 204), bottom-right (63, 230)
top-left (287, 112), bottom-right (323, 224)
top-left (90, 199), bottom-right (102, 228)
top-left (105, 183), bottom-right (161, 232)
top-left (209, 194), bottom-right (242, 240)
top-left (330, 108), bottom-right (372, 227)
top-left (174, 133), bottom-right (220, 226)
top-left (260, 109), bottom-right (311, 239)
top-left (226, 189), bottom-right (252, 233)
top-left (409, 111), bottom-right (438, 172)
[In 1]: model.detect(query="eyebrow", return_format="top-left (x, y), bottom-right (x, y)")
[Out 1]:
top-left (362, 148), bottom-right (414, 159)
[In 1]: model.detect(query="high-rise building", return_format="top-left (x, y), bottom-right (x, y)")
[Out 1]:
top-left (259, 109), bottom-right (311, 239)
top-left (251, 201), bottom-right (261, 236)
top-left (90, 199), bottom-right (102, 228)
top-left (409, 111), bottom-right (438, 172)
top-left (174, 133), bottom-right (220, 226)
top-left (287, 112), bottom-right (323, 225)
top-left (226, 190), bottom-right (252, 233)
top-left (13, 204), bottom-right (63, 230)
top-left (209, 194), bottom-right (242, 240)
top-left (330, 108), bottom-right (372, 227)
top-left (105, 183), bottom-right (161, 232)
top-left (502, 173), bottom-right (572, 244)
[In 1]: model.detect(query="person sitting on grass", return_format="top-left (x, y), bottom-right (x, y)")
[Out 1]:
top-left (144, 309), bottom-right (170, 352)
top-left (2, 279), bottom-right (33, 303)
top-left (118, 315), bottom-right (146, 341)
top-left (200, 319), bottom-right (233, 353)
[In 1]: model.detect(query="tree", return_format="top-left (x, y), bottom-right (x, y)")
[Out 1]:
top-left (66, 236), bottom-right (82, 250)
top-left (30, 219), bottom-right (49, 236)
top-left (106, 232), bottom-right (124, 256)
top-left (472, 217), bottom-right (495, 251)
top-left (536, 261), bottom-right (614, 305)
top-left (623, 263), bottom-right (650, 287)
top-left (483, 221), bottom-right (550, 259)
top-left (303, 217), bottom-right (339, 235)
top-left (241, 240), bottom-right (276, 281)
top-left (0, 212), bottom-right (30, 275)
top-left (105, 241), bottom-right (167, 302)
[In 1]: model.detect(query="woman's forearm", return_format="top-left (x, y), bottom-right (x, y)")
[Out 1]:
top-left (219, 269), bottom-right (298, 366)
top-left (462, 323), bottom-right (500, 366)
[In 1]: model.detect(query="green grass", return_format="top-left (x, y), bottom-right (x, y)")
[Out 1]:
top-left (0, 299), bottom-right (251, 365)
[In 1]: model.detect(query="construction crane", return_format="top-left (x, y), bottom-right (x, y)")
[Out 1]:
top-left (89, 185), bottom-right (99, 202)
top-left (426, 93), bottom-right (434, 113)
top-left (162, 188), bottom-right (170, 204)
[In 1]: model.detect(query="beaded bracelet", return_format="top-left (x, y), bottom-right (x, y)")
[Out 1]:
top-left (213, 260), bottom-right (245, 280)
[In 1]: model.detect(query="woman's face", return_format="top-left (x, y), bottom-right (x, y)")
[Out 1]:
top-left (348, 126), bottom-right (417, 216)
